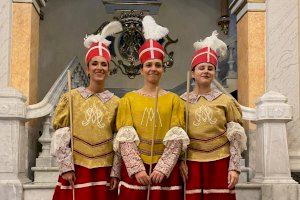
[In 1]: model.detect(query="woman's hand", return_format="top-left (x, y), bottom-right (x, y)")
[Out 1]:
top-left (62, 171), bottom-right (76, 187)
top-left (179, 161), bottom-right (188, 183)
top-left (228, 170), bottom-right (239, 189)
top-left (135, 170), bottom-right (151, 185)
top-left (110, 177), bottom-right (119, 190)
top-left (150, 170), bottom-right (165, 184)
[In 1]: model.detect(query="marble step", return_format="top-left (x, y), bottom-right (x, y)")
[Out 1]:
top-left (236, 183), bottom-right (261, 200)
top-left (23, 182), bottom-right (56, 200)
top-left (31, 167), bottom-right (58, 183)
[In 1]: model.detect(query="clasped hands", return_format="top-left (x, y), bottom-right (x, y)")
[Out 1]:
top-left (135, 170), bottom-right (165, 185)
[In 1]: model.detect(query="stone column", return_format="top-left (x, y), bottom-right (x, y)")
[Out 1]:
top-left (252, 91), bottom-right (299, 200)
top-left (11, 1), bottom-right (40, 104)
top-left (252, 91), bottom-right (296, 184)
top-left (265, 0), bottom-right (300, 172)
top-left (11, 0), bottom-right (46, 181)
top-left (230, 0), bottom-right (266, 118)
top-left (0, 0), bottom-right (12, 87)
top-left (0, 88), bottom-right (28, 200)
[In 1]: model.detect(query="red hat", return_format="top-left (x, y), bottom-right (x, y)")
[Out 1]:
top-left (191, 31), bottom-right (227, 69)
top-left (138, 39), bottom-right (165, 64)
top-left (138, 16), bottom-right (169, 64)
top-left (85, 42), bottom-right (110, 63)
top-left (191, 47), bottom-right (218, 68)
top-left (84, 21), bottom-right (122, 64)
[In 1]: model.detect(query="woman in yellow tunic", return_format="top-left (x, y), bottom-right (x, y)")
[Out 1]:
top-left (50, 21), bottom-right (122, 200)
top-left (113, 16), bottom-right (189, 200)
top-left (180, 31), bottom-right (247, 200)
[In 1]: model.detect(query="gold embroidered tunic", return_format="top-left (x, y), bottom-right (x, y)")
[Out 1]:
top-left (52, 87), bottom-right (119, 169)
top-left (181, 90), bottom-right (242, 162)
top-left (116, 91), bottom-right (185, 165)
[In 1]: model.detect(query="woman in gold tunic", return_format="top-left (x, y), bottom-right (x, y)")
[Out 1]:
top-left (51, 21), bottom-right (122, 200)
top-left (113, 16), bottom-right (189, 200)
top-left (180, 31), bottom-right (247, 200)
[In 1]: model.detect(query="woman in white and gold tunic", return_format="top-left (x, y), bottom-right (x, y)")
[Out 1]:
top-left (180, 31), bottom-right (247, 200)
top-left (51, 21), bottom-right (122, 200)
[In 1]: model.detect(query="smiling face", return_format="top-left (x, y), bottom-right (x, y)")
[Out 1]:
top-left (86, 56), bottom-right (109, 83)
top-left (141, 59), bottom-right (164, 85)
top-left (192, 62), bottom-right (216, 87)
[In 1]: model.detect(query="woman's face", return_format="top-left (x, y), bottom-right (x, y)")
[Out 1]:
top-left (192, 63), bottom-right (216, 86)
top-left (141, 59), bottom-right (164, 85)
top-left (87, 56), bottom-right (109, 82)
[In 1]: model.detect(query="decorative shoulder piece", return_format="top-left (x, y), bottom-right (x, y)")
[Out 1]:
top-left (113, 126), bottom-right (140, 152)
top-left (163, 126), bottom-right (190, 151)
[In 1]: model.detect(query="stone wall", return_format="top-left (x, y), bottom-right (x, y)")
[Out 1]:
top-left (266, 0), bottom-right (300, 171)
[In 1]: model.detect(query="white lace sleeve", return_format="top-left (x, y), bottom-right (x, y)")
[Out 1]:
top-left (163, 126), bottom-right (190, 151)
top-left (50, 127), bottom-right (74, 175)
top-left (226, 122), bottom-right (247, 152)
top-left (113, 126), bottom-right (140, 152)
top-left (50, 127), bottom-right (71, 156)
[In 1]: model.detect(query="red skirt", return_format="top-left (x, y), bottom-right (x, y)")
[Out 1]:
top-left (52, 165), bottom-right (118, 200)
top-left (118, 162), bottom-right (183, 200)
top-left (186, 157), bottom-right (236, 200)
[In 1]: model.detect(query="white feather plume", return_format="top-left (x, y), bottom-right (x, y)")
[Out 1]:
top-left (83, 34), bottom-right (111, 48)
top-left (101, 21), bottom-right (123, 38)
top-left (83, 21), bottom-right (122, 48)
top-left (142, 15), bottom-right (169, 40)
top-left (193, 30), bottom-right (227, 59)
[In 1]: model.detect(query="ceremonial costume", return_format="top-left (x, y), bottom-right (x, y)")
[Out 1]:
top-left (51, 21), bottom-right (122, 200)
top-left (113, 16), bottom-right (189, 200)
top-left (181, 31), bottom-right (247, 200)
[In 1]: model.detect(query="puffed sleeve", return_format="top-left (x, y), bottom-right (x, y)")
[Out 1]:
top-left (52, 93), bottom-right (70, 130)
top-left (113, 96), bottom-right (140, 152)
top-left (225, 98), bottom-right (243, 125)
top-left (163, 95), bottom-right (189, 151)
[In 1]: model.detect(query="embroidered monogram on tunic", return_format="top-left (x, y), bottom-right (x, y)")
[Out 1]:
top-left (193, 105), bottom-right (217, 126)
top-left (81, 101), bottom-right (105, 128)
top-left (140, 107), bottom-right (163, 127)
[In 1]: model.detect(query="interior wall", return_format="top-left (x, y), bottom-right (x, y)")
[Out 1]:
top-left (38, 0), bottom-right (222, 100)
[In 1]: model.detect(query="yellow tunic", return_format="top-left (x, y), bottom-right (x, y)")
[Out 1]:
top-left (183, 92), bottom-right (242, 162)
top-left (116, 91), bottom-right (185, 165)
top-left (52, 88), bottom-right (119, 168)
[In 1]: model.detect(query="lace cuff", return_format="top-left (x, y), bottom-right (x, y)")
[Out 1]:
top-left (120, 142), bottom-right (145, 177)
top-left (226, 122), bottom-right (247, 152)
top-left (113, 126), bottom-right (140, 152)
top-left (56, 147), bottom-right (74, 175)
top-left (229, 136), bottom-right (241, 172)
top-left (163, 127), bottom-right (190, 151)
top-left (50, 127), bottom-right (71, 156)
top-left (154, 140), bottom-right (182, 178)
top-left (110, 152), bottom-right (122, 179)
top-left (50, 127), bottom-right (74, 175)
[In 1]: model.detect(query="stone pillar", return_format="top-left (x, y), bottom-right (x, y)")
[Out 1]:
top-left (0, 0), bottom-right (12, 87)
top-left (230, 0), bottom-right (266, 179)
top-left (252, 91), bottom-right (296, 184)
top-left (0, 88), bottom-right (28, 200)
top-left (11, 1), bottom-right (46, 181)
top-left (230, 0), bottom-right (266, 118)
top-left (11, 1), bottom-right (40, 104)
top-left (265, 0), bottom-right (300, 172)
